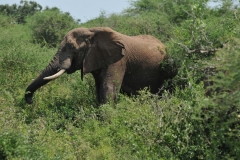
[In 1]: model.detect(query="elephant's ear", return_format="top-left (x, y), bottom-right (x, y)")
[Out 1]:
top-left (82, 28), bottom-right (125, 74)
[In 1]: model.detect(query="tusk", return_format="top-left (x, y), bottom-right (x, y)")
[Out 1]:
top-left (43, 69), bottom-right (66, 80)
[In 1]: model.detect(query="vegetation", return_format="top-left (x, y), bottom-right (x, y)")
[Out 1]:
top-left (0, 0), bottom-right (239, 159)
top-left (27, 7), bottom-right (79, 47)
top-left (0, 0), bottom-right (42, 24)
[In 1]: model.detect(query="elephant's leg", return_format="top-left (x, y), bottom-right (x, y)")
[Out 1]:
top-left (92, 70), bottom-right (101, 103)
top-left (92, 60), bottom-right (126, 104)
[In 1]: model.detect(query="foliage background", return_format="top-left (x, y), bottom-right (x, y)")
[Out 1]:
top-left (0, 0), bottom-right (240, 159)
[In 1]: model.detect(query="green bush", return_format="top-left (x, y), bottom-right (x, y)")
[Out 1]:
top-left (0, 0), bottom-right (42, 24)
top-left (0, 14), bottom-right (16, 27)
top-left (27, 8), bottom-right (78, 47)
top-left (202, 39), bottom-right (240, 159)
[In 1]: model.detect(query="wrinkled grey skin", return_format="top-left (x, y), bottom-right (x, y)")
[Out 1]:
top-left (25, 27), bottom-right (174, 104)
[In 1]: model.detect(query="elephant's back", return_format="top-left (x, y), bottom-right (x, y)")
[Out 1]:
top-left (121, 34), bottom-right (166, 68)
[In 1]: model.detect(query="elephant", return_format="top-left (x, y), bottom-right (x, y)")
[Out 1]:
top-left (25, 27), bottom-right (177, 104)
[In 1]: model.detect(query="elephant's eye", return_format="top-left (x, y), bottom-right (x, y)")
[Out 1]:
top-left (67, 43), bottom-right (75, 50)
top-left (79, 42), bottom-right (86, 50)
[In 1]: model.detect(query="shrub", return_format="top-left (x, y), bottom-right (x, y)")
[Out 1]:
top-left (27, 8), bottom-right (78, 47)
top-left (202, 38), bottom-right (240, 159)
top-left (0, 14), bottom-right (16, 27)
top-left (0, 0), bottom-right (42, 24)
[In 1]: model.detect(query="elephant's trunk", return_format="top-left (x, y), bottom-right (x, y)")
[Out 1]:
top-left (25, 54), bottom-right (61, 104)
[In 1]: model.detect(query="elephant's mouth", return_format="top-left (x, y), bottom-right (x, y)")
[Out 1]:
top-left (65, 59), bottom-right (78, 74)
top-left (66, 68), bottom-right (76, 74)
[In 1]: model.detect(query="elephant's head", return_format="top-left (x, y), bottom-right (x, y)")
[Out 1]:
top-left (25, 27), bottom-right (125, 104)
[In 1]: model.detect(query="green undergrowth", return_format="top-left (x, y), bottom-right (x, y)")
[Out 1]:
top-left (1, 25), bottom-right (239, 159)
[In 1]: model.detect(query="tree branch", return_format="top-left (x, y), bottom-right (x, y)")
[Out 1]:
top-left (171, 38), bottom-right (218, 54)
